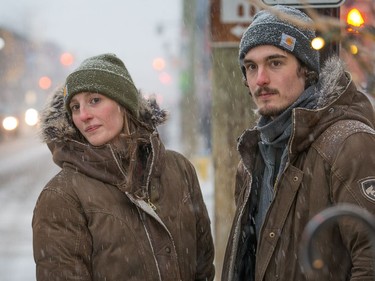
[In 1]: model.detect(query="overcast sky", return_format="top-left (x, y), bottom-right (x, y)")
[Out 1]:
top-left (0, 0), bottom-right (182, 100)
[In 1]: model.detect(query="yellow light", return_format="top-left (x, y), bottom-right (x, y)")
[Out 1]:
top-left (2, 116), bottom-right (19, 131)
top-left (350, 44), bottom-right (359, 55)
top-left (152, 57), bottom-right (166, 71)
top-left (311, 37), bottom-right (325, 50)
top-left (347, 8), bottom-right (365, 27)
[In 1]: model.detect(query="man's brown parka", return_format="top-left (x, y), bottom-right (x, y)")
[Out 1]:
top-left (222, 58), bottom-right (375, 281)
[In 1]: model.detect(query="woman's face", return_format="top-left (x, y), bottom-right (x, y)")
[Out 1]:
top-left (69, 92), bottom-right (124, 146)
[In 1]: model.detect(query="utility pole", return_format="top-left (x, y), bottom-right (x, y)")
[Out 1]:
top-left (180, 0), bottom-right (199, 158)
top-left (210, 1), bottom-right (257, 278)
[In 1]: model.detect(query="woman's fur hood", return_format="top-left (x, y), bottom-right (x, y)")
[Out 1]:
top-left (39, 87), bottom-right (168, 143)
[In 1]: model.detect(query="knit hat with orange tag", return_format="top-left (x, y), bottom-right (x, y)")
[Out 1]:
top-left (239, 5), bottom-right (320, 77)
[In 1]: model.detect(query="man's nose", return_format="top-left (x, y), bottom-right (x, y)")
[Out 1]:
top-left (256, 67), bottom-right (270, 86)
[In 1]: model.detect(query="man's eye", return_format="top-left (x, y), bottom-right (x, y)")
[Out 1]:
top-left (246, 64), bottom-right (256, 71)
top-left (270, 60), bottom-right (282, 67)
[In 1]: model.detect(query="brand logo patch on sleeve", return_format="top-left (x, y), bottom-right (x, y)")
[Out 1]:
top-left (360, 178), bottom-right (375, 203)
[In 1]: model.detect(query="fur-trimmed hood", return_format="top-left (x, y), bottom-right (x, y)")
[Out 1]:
top-left (39, 87), bottom-right (168, 144)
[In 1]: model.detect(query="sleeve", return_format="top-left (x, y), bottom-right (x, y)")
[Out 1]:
top-left (32, 187), bottom-right (92, 281)
top-left (331, 131), bottom-right (375, 280)
top-left (185, 161), bottom-right (215, 281)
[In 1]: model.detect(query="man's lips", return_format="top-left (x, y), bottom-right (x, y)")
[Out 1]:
top-left (85, 125), bottom-right (100, 132)
top-left (256, 92), bottom-right (275, 99)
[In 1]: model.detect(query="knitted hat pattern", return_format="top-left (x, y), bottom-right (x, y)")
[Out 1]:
top-left (239, 5), bottom-right (320, 77)
top-left (64, 53), bottom-right (139, 117)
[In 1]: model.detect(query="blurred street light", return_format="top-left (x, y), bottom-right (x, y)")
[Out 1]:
top-left (60, 52), bottom-right (74, 66)
top-left (25, 108), bottom-right (39, 126)
top-left (347, 8), bottom-right (365, 28)
top-left (152, 57), bottom-right (166, 71)
top-left (2, 116), bottom-right (18, 131)
top-left (38, 76), bottom-right (52, 90)
top-left (159, 72), bottom-right (172, 85)
top-left (0, 36), bottom-right (4, 50)
top-left (312, 37), bottom-right (325, 50)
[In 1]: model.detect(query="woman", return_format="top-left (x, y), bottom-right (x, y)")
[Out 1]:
top-left (33, 53), bottom-right (215, 281)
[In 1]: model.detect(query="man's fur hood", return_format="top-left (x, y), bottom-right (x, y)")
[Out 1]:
top-left (39, 87), bottom-right (168, 143)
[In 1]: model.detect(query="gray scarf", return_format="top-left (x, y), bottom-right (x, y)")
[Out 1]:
top-left (254, 85), bottom-right (318, 238)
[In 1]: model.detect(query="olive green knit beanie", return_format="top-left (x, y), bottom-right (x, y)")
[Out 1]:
top-left (64, 53), bottom-right (139, 117)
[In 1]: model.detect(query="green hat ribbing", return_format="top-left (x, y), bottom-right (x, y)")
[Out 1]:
top-left (64, 53), bottom-right (139, 117)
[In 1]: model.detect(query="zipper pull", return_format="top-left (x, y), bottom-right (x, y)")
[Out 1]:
top-left (147, 199), bottom-right (157, 211)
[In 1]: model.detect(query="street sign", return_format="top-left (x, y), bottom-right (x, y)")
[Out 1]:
top-left (262, 0), bottom-right (346, 8)
top-left (211, 0), bottom-right (260, 45)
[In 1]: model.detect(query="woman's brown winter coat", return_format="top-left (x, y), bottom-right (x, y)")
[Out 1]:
top-left (32, 89), bottom-right (215, 281)
top-left (222, 58), bottom-right (375, 281)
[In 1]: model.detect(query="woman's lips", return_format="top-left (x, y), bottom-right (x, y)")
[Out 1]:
top-left (85, 125), bottom-right (100, 132)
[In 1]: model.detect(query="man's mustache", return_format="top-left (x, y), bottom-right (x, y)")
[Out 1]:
top-left (254, 87), bottom-right (278, 97)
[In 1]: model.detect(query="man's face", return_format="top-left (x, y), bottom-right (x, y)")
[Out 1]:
top-left (243, 45), bottom-right (306, 118)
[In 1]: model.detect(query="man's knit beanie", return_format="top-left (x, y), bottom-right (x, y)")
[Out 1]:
top-left (64, 53), bottom-right (139, 117)
top-left (239, 5), bottom-right (320, 77)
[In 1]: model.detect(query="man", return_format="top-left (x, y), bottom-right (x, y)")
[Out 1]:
top-left (222, 5), bottom-right (375, 281)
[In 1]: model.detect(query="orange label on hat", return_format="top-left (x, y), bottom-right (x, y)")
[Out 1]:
top-left (280, 33), bottom-right (296, 52)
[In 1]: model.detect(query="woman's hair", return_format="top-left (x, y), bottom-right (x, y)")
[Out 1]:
top-left (117, 109), bottom-right (152, 197)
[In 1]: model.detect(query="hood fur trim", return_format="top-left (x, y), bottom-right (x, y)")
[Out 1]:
top-left (315, 56), bottom-right (348, 109)
top-left (39, 87), bottom-right (168, 143)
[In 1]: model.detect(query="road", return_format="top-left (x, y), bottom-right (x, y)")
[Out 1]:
top-left (0, 132), bottom-right (214, 281)
top-left (0, 133), bottom-right (59, 280)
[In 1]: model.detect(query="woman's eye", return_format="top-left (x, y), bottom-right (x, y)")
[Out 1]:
top-left (70, 104), bottom-right (79, 112)
top-left (90, 97), bottom-right (101, 104)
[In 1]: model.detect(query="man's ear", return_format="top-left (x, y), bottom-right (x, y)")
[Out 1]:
top-left (243, 78), bottom-right (249, 87)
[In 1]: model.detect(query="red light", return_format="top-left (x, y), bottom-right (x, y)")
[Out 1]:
top-left (39, 76), bottom-right (52, 90)
top-left (60, 52), bottom-right (74, 66)
top-left (159, 72), bottom-right (172, 84)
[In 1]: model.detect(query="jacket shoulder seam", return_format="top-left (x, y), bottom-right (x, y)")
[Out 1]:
top-left (312, 120), bottom-right (375, 165)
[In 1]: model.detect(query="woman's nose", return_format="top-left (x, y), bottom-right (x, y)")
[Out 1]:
top-left (78, 105), bottom-right (92, 122)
